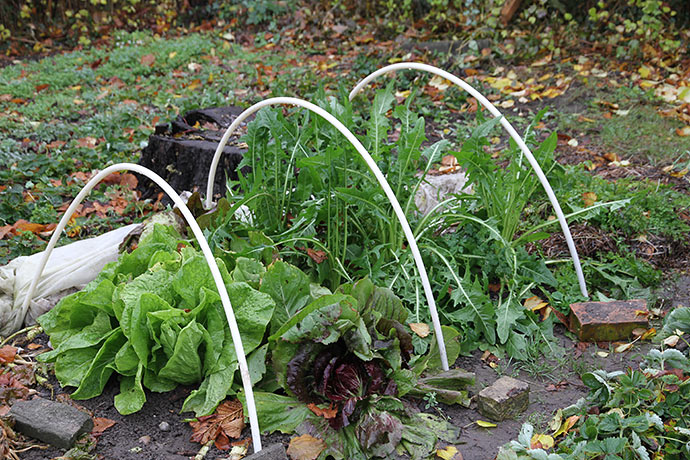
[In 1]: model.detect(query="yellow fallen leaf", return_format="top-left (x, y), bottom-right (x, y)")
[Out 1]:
top-left (168, 51), bottom-right (177, 59)
top-left (641, 328), bottom-right (656, 340)
top-left (639, 79), bottom-right (659, 89)
top-left (596, 351), bottom-right (609, 358)
top-left (396, 90), bottom-right (411, 99)
top-left (679, 86), bottom-right (690, 103)
top-left (531, 433), bottom-right (555, 449)
top-left (553, 415), bottom-right (580, 438)
top-left (476, 420), bottom-right (497, 428)
top-left (638, 66), bottom-right (651, 79)
top-left (409, 322), bottom-right (430, 338)
top-left (523, 296), bottom-right (548, 311)
top-left (500, 99), bottom-right (515, 108)
top-left (436, 445), bottom-right (463, 460)
top-left (490, 77), bottom-right (512, 91)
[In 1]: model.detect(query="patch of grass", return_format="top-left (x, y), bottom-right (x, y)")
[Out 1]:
top-left (555, 82), bottom-right (690, 164)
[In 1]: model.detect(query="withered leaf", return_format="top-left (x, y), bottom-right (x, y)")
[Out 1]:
top-left (286, 434), bottom-right (326, 460)
top-left (0, 346), bottom-right (17, 364)
top-left (190, 399), bottom-right (245, 450)
top-left (409, 322), bottom-right (430, 338)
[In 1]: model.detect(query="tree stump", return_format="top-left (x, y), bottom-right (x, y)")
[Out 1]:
top-left (136, 106), bottom-right (251, 202)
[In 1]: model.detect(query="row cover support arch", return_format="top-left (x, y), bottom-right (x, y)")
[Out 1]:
top-left (21, 163), bottom-right (263, 453)
top-left (206, 96), bottom-right (450, 371)
top-left (349, 62), bottom-right (589, 298)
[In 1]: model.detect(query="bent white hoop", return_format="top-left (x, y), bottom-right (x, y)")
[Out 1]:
top-left (22, 163), bottom-right (263, 453)
top-left (349, 62), bottom-right (589, 298)
top-left (206, 97), bottom-right (450, 371)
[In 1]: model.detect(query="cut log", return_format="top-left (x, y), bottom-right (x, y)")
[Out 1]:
top-left (500, 0), bottom-right (523, 25)
top-left (136, 106), bottom-right (251, 202)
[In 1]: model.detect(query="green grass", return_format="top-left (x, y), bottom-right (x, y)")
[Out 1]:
top-left (555, 82), bottom-right (690, 165)
top-left (0, 29), bottom-right (339, 263)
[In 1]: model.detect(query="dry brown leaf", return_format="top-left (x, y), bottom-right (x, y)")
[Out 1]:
top-left (287, 434), bottom-right (326, 460)
top-left (140, 53), bottom-right (156, 67)
top-left (582, 192), bottom-right (597, 207)
top-left (676, 126), bottom-right (690, 137)
top-left (0, 346), bottom-right (17, 364)
top-left (306, 248), bottom-right (327, 264)
top-left (190, 399), bottom-right (245, 450)
top-left (92, 417), bottom-right (117, 434)
top-left (307, 403), bottom-right (337, 419)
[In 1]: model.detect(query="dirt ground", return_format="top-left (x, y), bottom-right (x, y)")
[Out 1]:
top-left (17, 270), bottom-right (689, 460)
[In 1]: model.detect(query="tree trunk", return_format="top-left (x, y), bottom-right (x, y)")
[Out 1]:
top-left (136, 106), bottom-right (251, 203)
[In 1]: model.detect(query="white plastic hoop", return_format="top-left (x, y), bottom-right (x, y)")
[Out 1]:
top-left (206, 97), bottom-right (450, 371)
top-left (349, 62), bottom-right (589, 298)
top-left (21, 163), bottom-right (263, 453)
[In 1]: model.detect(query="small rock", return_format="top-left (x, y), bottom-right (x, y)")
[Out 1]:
top-left (158, 421), bottom-right (170, 431)
top-left (244, 442), bottom-right (288, 460)
top-left (477, 376), bottom-right (529, 421)
top-left (9, 398), bottom-right (93, 449)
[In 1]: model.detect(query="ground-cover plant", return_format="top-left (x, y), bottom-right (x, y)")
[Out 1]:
top-left (37, 222), bottom-right (473, 458)
top-left (497, 307), bottom-right (690, 460)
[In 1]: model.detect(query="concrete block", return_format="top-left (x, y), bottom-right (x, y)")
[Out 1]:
top-left (570, 299), bottom-right (648, 342)
top-left (9, 398), bottom-right (93, 449)
top-left (245, 442), bottom-right (288, 460)
top-left (477, 376), bottom-right (529, 421)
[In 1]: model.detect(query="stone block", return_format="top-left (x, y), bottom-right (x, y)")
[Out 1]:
top-left (9, 398), bottom-right (93, 449)
top-left (477, 376), bottom-right (529, 421)
top-left (570, 299), bottom-right (648, 342)
top-left (245, 442), bottom-right (288, 460)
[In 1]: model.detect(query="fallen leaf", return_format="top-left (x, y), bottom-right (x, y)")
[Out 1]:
top-left (475, 420), bottom-right (497, 428)
top-left (0, 346), bottom-right (17, 364)
top-left (35, 83), bottom-right (50, 92)
top-left (436, 445), bottom-right (463, 459)
top-left (531, 433), bottom-right (554, 449)
top-left (287, 434), bottom-right (326, 460)
top-left (92, 417), bottom-right (117, 434)
top-left (307, 403), bottom-right (337, 419)
top-left (553, 415), bottom-right (580, 438)
top-left (640, 328), bottom-right (656, 340)
top-left (190, 399), bottom-right (245, 450)
top-left (614, 342), bottom-right (633, 353)
top-left (567, 138), bottom-right (579, 147)
top-left (582, 192), bottom-right (597, 207)
top-left (409, 322), bottom-right (430, 338)
top-left (663, 335), bottom-right (680, 347)
top-left (306, 248), bottom-right (327, 264)
top-left (140, 53), bottom-right (156, 67)
top-left (26, 343), bottom-right (42, 350)
top-left (429, 75), bottom-right (450, 91)
top-left (76, 137), bottom-right (98, 148)
top-left (676, 126), bottom-right (690, 137)
top-left (596, 351), bottom-right (609, 358)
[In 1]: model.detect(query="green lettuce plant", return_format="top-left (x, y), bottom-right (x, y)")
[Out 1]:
top-left (38, 224), bottom-right (474, 458)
